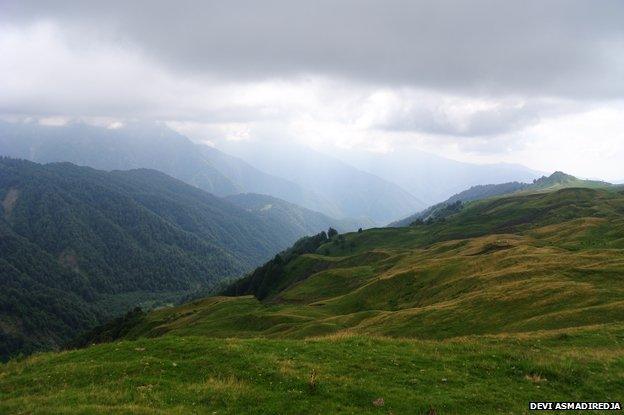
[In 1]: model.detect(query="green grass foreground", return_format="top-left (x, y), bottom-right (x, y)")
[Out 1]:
top-left (1, 325), bottom-right (623, 414)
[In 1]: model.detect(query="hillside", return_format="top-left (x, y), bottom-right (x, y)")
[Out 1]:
top-left (2, 186), bottom-right (624, 413)
top-left (97, 187), bottom-right (624, 341)
top-left (2, 327), bottom-right (622, 414)
top-left (0, 158), bottom-right (333, 359)
top-left (528, 171), bottom-right (610, 191)
top-left (226, 193), bottom-right (372, 237)
top-left (390, 171), bottom-right (613, 227)
top-left (390, 181), bottom-right (529, 226)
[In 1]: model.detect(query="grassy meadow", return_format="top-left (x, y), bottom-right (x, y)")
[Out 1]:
top-left (1, 325), bottom-right (623, 414)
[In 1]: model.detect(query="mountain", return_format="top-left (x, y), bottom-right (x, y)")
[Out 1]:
top-left (0, 121), bottom-right (237, 195)
top-left (0, 121), bottom-right (332, 216)
top-left (529, 171), bottom-right (610, 191)
top-left (330, 146), bottom-right (543, 205)
top-left (6, 186), bottom-right (623, 413)
top-left (390, 171), bottom-right (613, 227)
top-left (225, 193), bottom-right (373, 238)
top-left (0, 158), bottom-right (335, 359)
top-left (389, 181), bottom-right (529, 226)
top-left (218, 140), bottom-right (427, 223)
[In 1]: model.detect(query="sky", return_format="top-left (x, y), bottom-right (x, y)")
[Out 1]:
top-left (1, 0), bottom-right (623, 181)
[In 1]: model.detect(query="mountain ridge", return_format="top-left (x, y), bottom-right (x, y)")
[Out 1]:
top-left (390, 171), bottom-right (613, 227)
top-left (0, 121), bottom-right (338, 216)
top-left (0, 121), bottom-right (423, 223)
top-left (328, 146), bottom-right (543, 205)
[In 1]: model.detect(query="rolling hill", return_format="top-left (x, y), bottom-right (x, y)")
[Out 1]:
top-left (390, 171), bottom-right (613, 227)
top-left (528, 171), bottom-right (610, 191)
top-left (0, 158), bottom-right (347, 359)
top-left (389, 181), bottom-right (529, 226)
top-left (3, 185), bottom-right (622, 413)
top-left (113, 187), bottom-right (624, 340)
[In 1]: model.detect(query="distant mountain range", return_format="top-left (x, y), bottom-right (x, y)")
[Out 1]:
top-left (390, 171), bottom-right (613, 227)
top-left (218, 140), bottom-right (431, 223)
top-left (0, 121), bottom-right (423, 224)
top-left (0, 120), bottom-right (554, 224)
top-left (0, 121), bottom-right (336, 215)
top-left (0, 158), bottom-right (358, 359)
top-left (329, 146), bottom-right (543, 205)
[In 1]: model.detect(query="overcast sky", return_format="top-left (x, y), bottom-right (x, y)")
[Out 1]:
top-left (1, 0), bottom-right (623, 180)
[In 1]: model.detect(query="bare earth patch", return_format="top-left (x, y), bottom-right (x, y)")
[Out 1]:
top-left (2, 188), bottom-right (19, 217)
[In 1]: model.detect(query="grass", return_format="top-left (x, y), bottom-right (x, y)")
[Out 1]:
top-left (109, 221), bottom-right (624, 341)
top-left (2, 187), bottom-right (624, 413)
top-left (1, 325), bottom-right (623, 414)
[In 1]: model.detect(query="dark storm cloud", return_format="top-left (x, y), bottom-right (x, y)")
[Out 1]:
top-left (3, 0), bottom-right (624, 99)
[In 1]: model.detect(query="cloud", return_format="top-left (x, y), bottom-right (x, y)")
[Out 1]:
top-left (0, 1), bottom-right (623, 180)
top-left (351, 90), bottom-right (584, 137)
top-left (0, 22), bottom-right (313, 122)
top-left (3, 0), bottom-right (624, 99)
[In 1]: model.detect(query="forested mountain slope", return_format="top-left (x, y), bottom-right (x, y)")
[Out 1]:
top-left (226, 193), bottom-right (372, 237)
top-left (0, 158), bottom-right (326, 359)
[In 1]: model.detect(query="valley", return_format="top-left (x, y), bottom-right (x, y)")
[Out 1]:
top-left (0, 158), bottom-right (367, 359)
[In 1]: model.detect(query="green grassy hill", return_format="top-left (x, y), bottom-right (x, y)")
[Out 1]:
top-left (390, 171), bottom-right (613, 227)
top-left (2, 186), bottom-right (623, 413)
top-left (91, 187), bottom-right (624, 341)
top-left (528, 171), bottom-right (610, 192)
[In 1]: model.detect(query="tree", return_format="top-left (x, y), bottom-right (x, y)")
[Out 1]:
top-left (327, 227), bottom-right (338, 239)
